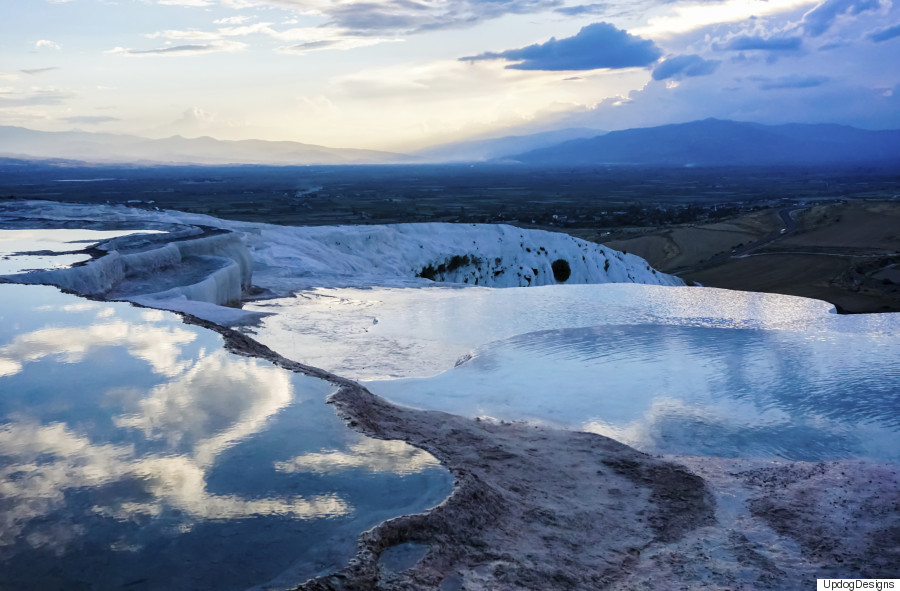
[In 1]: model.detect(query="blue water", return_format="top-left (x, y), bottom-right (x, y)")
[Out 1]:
top-left (0, 284), bottom-right (451, 591)
top-left (368, 323), bottom-right (900, 462)
top-left (0, 228), bottom-right (162, 274)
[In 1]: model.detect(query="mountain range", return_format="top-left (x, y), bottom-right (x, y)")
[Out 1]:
top-left (507, 119), bottom-right (900, 167)
top-left (1, 119), bottom-right (898, 167)
top-left (0, 126), bottom-right (405, 166)
top-left (413, 127), bottom-right (605, 162)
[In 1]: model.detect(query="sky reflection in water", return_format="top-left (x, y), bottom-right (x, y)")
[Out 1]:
top-left (0, 228), bottom-right (163, 275)
top-left (370, 323), bottom-right (900, 462)
top-left (244, 285), bottom-right (899, 462)
top-left (0, 284), bottom-right (450, 591)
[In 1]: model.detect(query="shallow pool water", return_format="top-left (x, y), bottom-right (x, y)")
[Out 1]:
top-left (368, 323), bottom-right (900, 462)
top-left (0, 284), bottom-right (451, 591)
top-left (242, 284), bottom-right (900, 462)
top-left (0, 228), bottom-right (162, 275)
top-left (242, 283), bottom-right (840, 380)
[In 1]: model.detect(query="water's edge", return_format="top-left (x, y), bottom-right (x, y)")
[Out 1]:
top-left (175, 309), bottom-right (900, 590)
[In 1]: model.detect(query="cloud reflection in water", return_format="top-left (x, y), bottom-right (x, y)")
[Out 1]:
top-left (0, 329), bottom-right (351, 557)
top-left (276, 439), bottom-right (441, 475)
top-left (0, 284), bottom-right (451, 591)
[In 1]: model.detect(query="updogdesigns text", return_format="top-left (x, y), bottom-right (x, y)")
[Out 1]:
top-left (818, 581), bottom-right (898, 590)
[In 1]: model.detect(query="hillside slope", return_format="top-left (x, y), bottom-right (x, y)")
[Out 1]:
top-left (510, 119), bottom-right (900, 166)
top-left (0, 126), bottom-right (405, 166)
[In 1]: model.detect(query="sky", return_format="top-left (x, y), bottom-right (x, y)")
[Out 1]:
top-left (1, 0), bottom-right (899, 151)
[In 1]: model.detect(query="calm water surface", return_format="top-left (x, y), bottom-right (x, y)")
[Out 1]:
top-left (0, 284), bottom-right (451, 591)
top-left (368, 323), bottom-right (900, 462)
top-left (0, 228), bottom-right (164, 275)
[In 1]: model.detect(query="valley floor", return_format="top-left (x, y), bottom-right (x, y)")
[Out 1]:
top-left (598, 200), bottom-right (900, 313)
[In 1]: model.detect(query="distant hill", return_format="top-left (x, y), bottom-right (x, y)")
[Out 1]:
top-left (0, 126), bottom-right (407, 166)
top-left (414, 128), bottom-right (606, 162)
top-left (508, 119), bottom-right (900, 167)
top-left (5, 120), bottom-right (898, 168)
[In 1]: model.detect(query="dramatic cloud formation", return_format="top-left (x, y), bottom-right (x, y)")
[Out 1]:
top-left (802, 0), bottom-right (882, 36)
top-left (652, 54), bottom-right (720, 80)
top-left (868, 23), bottom-right (900, 41)
top-left (461, 23), bottom-right (661, 71)
top-left (3, 0), bottom-right (898, 147)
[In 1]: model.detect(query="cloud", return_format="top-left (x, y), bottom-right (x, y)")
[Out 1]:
top-left (0, 296), bottom-right (352, 548)
top-left (62, 115), bottom-right (121, 124)
top-left (323, 3), bottom-right (434, 32)
top-left (220, 0), bottom-right (563, 35)
top-left (114, 351), bottom-right (292, 456)
top-left (720, 35), bottom-right (803, 51)
top-left (35, 39), bottom-right (61, 51)
top-left (106, 41), bottom-right (247, 56)
top-left (20, 67), bottom-right (60, 75)
top-left (214, 22), bottom-right (279, 36)
top-left (279, 40), bottom-right (337, 52)
top-left (297, 95), bottom-right (340, 118)
top-left (335, 0), bottom-right (564, 33)
top-left (146, 29), bottom-right (223, 41)
top-left (460, 23), bottom-right (662, 71)
top-left (0, 88), bottom-right (74, 108)
top-left (144, 22), bottom-right (402, 53)
top-left (554, 3), bottom-right (610, 15)
top-left (0, 320), bottom-right (196, 377)
top-left (277, 36), bottom-right (400, 53)
top-left (179, 106), bottom-right (218, 123)
top-left (146, 22), bottom-right (275, 41)
top-left (214, 15), bottom-right (252, 24)
top-left (754, 74), bottom-right (830, 89)
top-left (0, 421), bottom-right (135, 547)
top-left (868, 23), bottom-right (900, 42)
top-left (652, 54), bottom-right (720, 80)
top-left (802, 0), bottom-right (882, 37)
top-left (275, 439), bottom-right (440, 475)
top-left (0, 348), bottom-right (345, 549)
top-left (167, 106), bottom-right (243, 134)
top-left (157, 0), bottom-right (214, 5)
top-left (540, 60), bottom-right (900, 135)
top-left (100, 456), bottom-right (349, 522)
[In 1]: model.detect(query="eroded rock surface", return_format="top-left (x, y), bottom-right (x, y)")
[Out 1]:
top-left (303, 385), bottom-right (715, 590)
